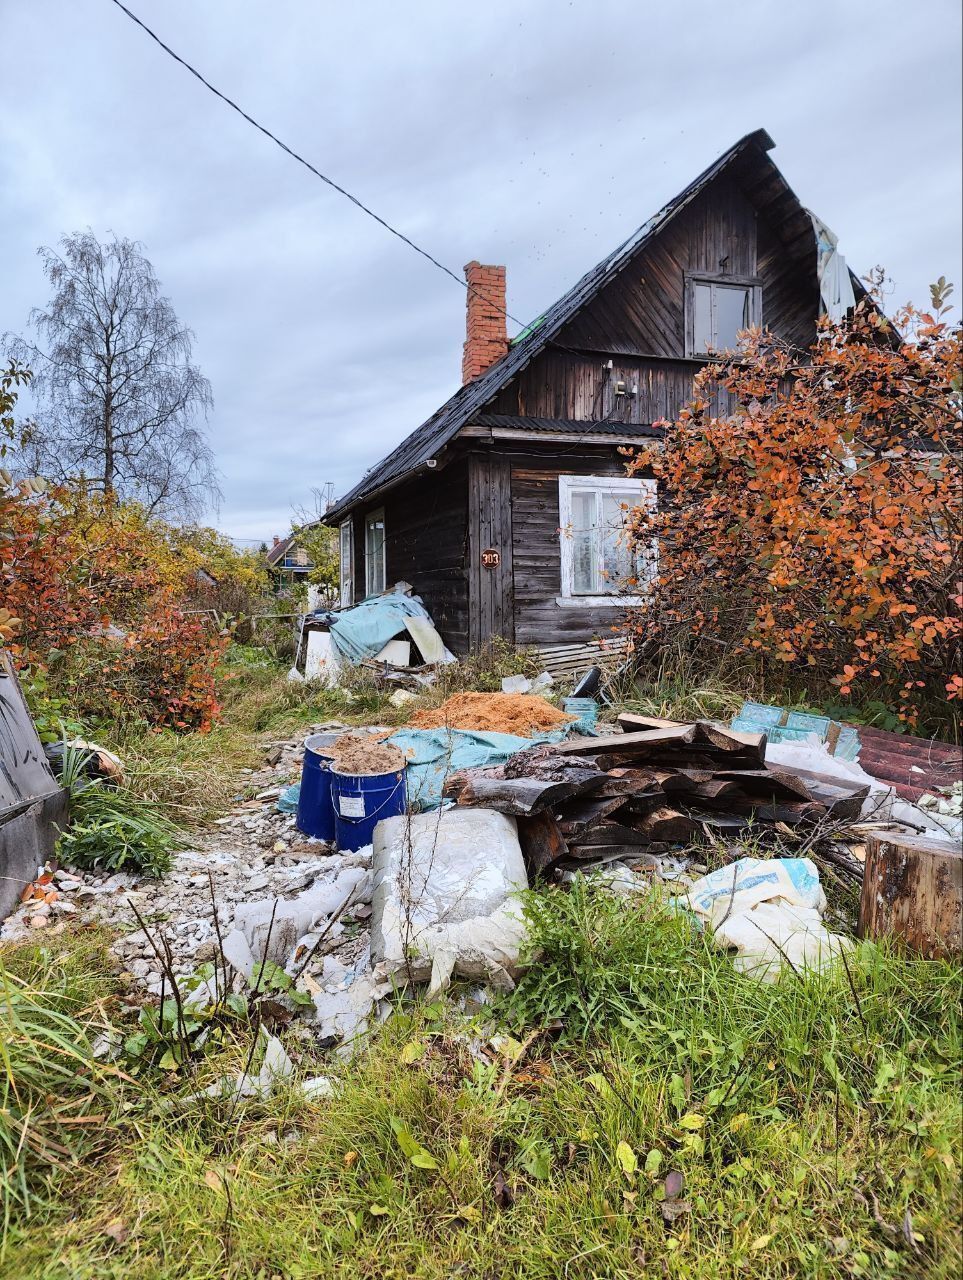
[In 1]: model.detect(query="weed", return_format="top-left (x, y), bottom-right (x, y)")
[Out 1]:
top-left (57, 779), bottom-right (182, 876)
top-left (0, 935), bottom-right (125, 1241)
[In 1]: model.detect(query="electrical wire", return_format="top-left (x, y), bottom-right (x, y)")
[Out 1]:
top-left (106, 0), bottom-right (529, 332)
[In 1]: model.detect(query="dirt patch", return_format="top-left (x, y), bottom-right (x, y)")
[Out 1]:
top-left (410, 692), bottom-right (574, 737)
top-left (329, 732), bottom-right (405, 776)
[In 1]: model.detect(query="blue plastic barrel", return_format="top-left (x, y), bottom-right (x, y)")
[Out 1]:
top-left (295, 733), bottom-right (337, 841)
top-left (330, 765), bottom-right (406, 852)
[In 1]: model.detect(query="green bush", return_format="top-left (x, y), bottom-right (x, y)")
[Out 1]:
top-left (57, 780), bottom-right (181, 877)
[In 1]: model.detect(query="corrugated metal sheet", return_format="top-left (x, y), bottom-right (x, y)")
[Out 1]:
top-left (853, 726), bottom-right (962, 803)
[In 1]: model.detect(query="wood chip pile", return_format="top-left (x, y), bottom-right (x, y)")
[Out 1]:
top-left (444, 714), bottom-right (871, 878)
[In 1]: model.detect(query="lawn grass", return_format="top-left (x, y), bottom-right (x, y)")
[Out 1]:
top-left (2, 883), bottom-right (960, 1280)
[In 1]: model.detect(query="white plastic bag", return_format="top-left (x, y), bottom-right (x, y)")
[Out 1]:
top-left (686, 857), bottom-right (850, 981)
top-left (370, 809), bottom-right (528, 995)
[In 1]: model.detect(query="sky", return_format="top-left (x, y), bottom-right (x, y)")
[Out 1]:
top-left (2, 0), bottom-right (961, 544)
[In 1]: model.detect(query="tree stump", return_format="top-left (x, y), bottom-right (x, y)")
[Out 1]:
top-left (859, 832), bottom-right (962, 959)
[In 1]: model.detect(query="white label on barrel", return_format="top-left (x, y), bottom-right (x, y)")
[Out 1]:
top-left (339, 795), bottom-right (365, 818)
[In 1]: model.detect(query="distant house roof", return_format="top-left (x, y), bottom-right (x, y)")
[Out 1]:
top-left (326, 128), bottom-right (866, 523)
top-left (265, 534), bottom-right (311, 569)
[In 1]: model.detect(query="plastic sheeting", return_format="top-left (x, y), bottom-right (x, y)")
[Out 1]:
top-left (370, 808), bottom-right (528, 995)
top-left (328, 591), bottom-right (454, 665)
top-left (687, 857), bottom-right (851, 981)
top-left (809, 212), bottom-right (856, 323)
top-left (386, 726), bottom-right (570, 811)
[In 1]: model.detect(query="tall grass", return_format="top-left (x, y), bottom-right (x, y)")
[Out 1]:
top-left (0, 935), bottom-right (123, 1246)
top-left (3, 902), bottom-right (960, 1279)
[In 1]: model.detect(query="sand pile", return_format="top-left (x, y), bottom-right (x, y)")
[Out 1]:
top-left (410, 692), bottom-right (573, 737)
top-left (329, 733), bottom-right (405, 775)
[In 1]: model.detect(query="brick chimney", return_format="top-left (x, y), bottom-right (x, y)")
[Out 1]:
top-left (462, 261), bottom-right (508, 383)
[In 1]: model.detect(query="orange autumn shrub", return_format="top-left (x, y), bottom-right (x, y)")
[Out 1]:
top-left (2, 458), bottom-right (228, 731)
top-left (624, 282), bottom-right (962, 731)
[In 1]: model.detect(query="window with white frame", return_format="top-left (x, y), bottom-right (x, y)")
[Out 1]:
top-left (364, 508), bottom-right (386, 597)
top-left (685, 274), bottom-right (761, 356)
top-left (558, 475), bottom-right (656, 604)
top-left (339, 519), bottom-right (354, 608)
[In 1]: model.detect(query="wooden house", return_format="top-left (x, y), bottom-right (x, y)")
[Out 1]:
top-left (266, 534), bottom-right (314, 587)
top-left (324, 130), bottom-right (862, 673)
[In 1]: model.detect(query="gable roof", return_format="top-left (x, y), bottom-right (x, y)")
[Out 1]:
top-left (325, 129), bottom-right (845, 522)
top-left (265, 533), bottom-right (312, 568)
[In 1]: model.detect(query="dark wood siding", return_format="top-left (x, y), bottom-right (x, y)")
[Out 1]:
top-left (351, 459), bottom-right (471, 655)
top-left (507, 446), bottom-right (646, 648)
top-left (487, 174), bottom-right (817, 427)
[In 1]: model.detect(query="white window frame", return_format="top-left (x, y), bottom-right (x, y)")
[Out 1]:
top-left (339, 519), bottom-right (354, 608)
top-left (364, 508), bottom-right (386, 597)
top-left (557, 474), bottom-right (657, 608)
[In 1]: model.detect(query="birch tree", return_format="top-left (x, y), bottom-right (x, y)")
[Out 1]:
top-left (7, 231), bottom-right (218, 519)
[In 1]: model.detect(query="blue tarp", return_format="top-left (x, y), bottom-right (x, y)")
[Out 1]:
top-left (386, 726), bottom-right (571, 811)
top-left (328, 592), bottom-right (433, 664)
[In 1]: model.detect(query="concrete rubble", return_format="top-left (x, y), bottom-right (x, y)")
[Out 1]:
top-left (0, 723), bottom-right (383, 1044)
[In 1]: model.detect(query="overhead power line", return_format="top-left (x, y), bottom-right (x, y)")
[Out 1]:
top-left (107, 0), bottom-right (527, 331)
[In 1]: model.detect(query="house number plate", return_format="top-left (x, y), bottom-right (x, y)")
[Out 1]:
top-left (481, 548), bottom-right (500, 569)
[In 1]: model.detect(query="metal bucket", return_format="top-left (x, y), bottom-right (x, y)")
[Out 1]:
top-left (295, 733), bottom-right (338, 841)
top-left (330, 765), bottom-right (407, 852)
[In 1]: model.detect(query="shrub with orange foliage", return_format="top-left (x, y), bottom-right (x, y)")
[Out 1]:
top-left (3, 369), bottom-right (230, 732)
top-left (624, 282), bottom-right (962, 730)
top-left (3, 486), bottom-right (229, 731)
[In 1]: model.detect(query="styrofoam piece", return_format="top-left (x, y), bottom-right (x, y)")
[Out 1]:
top-left (374, 638), bottom-right (411, 666)
top-left (305, 629), bottom-right (341, 686)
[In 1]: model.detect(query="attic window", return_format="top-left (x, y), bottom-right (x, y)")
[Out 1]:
top-left (686, 274), bottom-right (761, 356)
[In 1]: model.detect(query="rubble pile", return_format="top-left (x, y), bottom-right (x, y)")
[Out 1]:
top-left (444, 715), bottom-right (873, 881)
top-left (0, 725), bottom-right (376, 1008)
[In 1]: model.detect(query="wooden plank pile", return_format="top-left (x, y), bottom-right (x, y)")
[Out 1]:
top-left (443, 715), bottom-right (870, 878)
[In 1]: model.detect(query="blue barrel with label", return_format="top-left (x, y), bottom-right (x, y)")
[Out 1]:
top-left (330, 765), bottom-right (407, 852)
top-left (295, 733), bottom-right (338, 841)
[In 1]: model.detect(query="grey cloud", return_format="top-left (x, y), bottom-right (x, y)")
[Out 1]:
top-left (2, 0), bottom-right (960, 541)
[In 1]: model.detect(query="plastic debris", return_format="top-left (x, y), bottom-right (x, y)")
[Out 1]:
top-left (686, 857), bottom-right (851, 981)
top-left (370, 808), bottom-right (529, 995)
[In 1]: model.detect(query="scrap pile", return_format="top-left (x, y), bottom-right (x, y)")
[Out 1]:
top-left (444, 714), bottom-right (871, 879)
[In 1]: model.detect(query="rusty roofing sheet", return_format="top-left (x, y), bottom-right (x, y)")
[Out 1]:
top-left (853, 725), bottom-right (962, 803)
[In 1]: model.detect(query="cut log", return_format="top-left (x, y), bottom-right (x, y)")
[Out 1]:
top-left (558, 722), bottom-right (766, 768)
top-left (555, 726), bottom-right (698, 756)
top-left (555, 796), bottom-right (631, 837)
top-left (559, 820), bottom-right (648, 846)
top-left (631, 805), bottom-right (700, 842)
top-left (859, 832), bottom-right (962, 958)
top-left (617, 713), bottom-right (685, 732)
top-left (593, 767), bottom-right (670, 798)
top-left (711, 768), bottom-right (814, 801)
top-left (516, 811), bottom-right (568, 877)
top-left (762, 768), bottom-right (870, 821)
